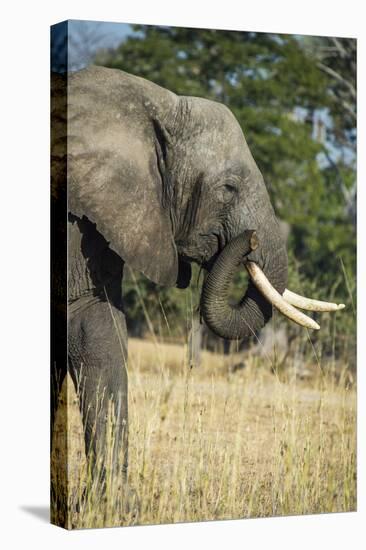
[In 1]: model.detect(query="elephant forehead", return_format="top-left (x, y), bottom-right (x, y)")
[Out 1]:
top-left (183, 127), bottom-right (257, 178)
top-left (183, 106), bottom-right (254, 171)
top-left (187, 97), bottom-right (246, 140)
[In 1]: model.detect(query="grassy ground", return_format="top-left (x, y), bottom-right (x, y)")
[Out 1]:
top-left (51, 337), bottom-right (356, 529)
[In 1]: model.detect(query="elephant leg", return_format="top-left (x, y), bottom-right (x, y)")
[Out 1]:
top-left (51, 308), bottom-right (68, 433)
top-left (68, 300), bottom-right (129, 481)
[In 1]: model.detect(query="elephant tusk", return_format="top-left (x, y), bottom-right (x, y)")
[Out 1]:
top-left (282, 289), bottom-right (345, 312)
top-left (245, 262), bottom-right (320, 330)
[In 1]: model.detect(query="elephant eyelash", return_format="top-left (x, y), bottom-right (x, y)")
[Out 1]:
top-left (224, 183), bottom-right (237, 194)
top-left (219, 183), bottom-right (238, 204)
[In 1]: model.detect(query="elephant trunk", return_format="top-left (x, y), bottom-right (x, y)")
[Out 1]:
top-left (200, 230), bottom-right (288, 340)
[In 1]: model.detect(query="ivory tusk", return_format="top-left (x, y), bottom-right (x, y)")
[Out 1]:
top-left (283, 289), bottom-right (345, 312)
top-left (245, 262), bottom-right (320, 330)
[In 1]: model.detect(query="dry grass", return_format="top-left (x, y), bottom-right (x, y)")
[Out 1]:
top-left (51, 336), bottom-right (356, 529)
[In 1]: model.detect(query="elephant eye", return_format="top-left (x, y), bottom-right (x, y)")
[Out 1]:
top-left (221, 183), bottom-right (237, 203)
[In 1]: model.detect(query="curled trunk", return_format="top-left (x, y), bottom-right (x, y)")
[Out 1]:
top-left (201, 231), bottom-right (288, 340)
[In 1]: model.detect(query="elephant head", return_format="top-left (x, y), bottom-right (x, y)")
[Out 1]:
top-left (60, 66), bottom-right (343, 339)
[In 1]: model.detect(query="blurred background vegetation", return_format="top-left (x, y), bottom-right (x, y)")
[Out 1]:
top-left (69, 24), bottom-right (357, 369)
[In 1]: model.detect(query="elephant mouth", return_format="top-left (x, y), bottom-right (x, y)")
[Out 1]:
top-left (185, 229), bottom-right (229, 271)
top-left (176, 230), bottom-right (224, 271)
top-left (201, 250), bottom-right (222, 272)
top-left (200, 231), bottom-right (345, 340)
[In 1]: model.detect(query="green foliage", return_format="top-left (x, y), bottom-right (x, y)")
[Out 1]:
top-left (95, 27), bottom-right (356, 361)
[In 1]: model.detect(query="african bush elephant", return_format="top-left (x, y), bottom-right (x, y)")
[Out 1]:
top-left (51, 66), bottom-right (344, 500)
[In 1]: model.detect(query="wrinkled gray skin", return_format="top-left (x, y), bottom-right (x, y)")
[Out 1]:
top-left (51, 66), bottom-right (288, 492)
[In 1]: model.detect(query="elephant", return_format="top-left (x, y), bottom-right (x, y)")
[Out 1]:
top-left (51, 65), bottom-right (344, 506)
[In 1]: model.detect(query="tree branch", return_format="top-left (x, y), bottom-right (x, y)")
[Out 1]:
top-left (317, 62), bottom-right (356, 100)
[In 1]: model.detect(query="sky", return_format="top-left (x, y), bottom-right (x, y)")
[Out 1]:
top-left (68, 20), bottom-right (135, 70)
top-left (51, 19), bottom-right (135, 72)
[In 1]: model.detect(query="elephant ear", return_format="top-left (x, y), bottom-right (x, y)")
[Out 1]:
top-left (66, 69), bottom-right (178, 287)
top-left (68, 159), bottom-right (178, 287)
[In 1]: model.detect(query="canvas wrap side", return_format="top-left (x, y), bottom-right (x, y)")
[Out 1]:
top-left (50, 20), bottom-right (69, 529)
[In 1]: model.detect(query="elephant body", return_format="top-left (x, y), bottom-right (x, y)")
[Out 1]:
top-left (67, 214), bottom-right (128, 474)
top-left (51, 66), bottom-right (288, 501)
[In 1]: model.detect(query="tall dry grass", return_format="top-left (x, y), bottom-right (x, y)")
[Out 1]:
top-left (51, 336), bottom-right (356, 529)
